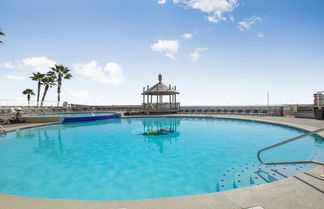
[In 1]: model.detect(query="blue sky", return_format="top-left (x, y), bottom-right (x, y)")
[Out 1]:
top-left (1, 0), bottom-right (323, 105)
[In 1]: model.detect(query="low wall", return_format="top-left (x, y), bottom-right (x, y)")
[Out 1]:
top-left (62, 114), bottom-right (120, 123)
top-left (23, 116), bottom-right (62, 123)
top-left (70, 104), bottom-right (284, 116)
top-left (179, 106), bottom-right (284, 116)
top-left (71, 104), bottom-right (142, 112)
top-left (23, 114), bottom-right (121, 123)
top-left (294, 112), bottom-right (314, 119)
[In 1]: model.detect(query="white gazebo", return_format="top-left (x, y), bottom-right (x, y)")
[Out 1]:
top-left (142, 74), bottom-right (180, 114)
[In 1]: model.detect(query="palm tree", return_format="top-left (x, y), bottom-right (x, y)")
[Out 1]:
top-left (50, 65), bottom-right (72, 107)
top-left (30, 72), bottom-right (45, 107)
top-left (0, 30), bottom-right (5, 44)
top-left (22, 89), bottom-right (35, 107)
top-left (40, 72), bottom-right (56, 107)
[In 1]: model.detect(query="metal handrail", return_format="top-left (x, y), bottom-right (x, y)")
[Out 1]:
top-left (0, 125), bottom-right (6, 135)
top-left (257, 128), bottom-right (324, 167)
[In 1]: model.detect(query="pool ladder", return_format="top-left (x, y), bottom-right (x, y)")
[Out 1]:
top-left (257, 128), bottom-right (324, 177)
top-left (0, 125), bottom-right (6, 135)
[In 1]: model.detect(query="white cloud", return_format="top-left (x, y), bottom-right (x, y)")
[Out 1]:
top-left (197, 47), bottom-right (207, 51)
top-left (4, 75), bottom-right (26, 81)
top-left (73, 60), bottom-right (125, 85)
top-left (105, 62), bottom-right (125, 85)
top-left (3, 62), bottom-right (15, 69)
top-left (2, 57), bottom-right (125, 85)
top-left (22, 57), bottom-right (57, 73)
top-left (158, 0), bottom-right (167, 4)
top-left (238, 16), bottom-right (262, 31)
top-left (182, 33), bottom-right (193, 39)
top-left (257, 33), bottom-right (264, 38)
top-left (173, 0), bottom-right (238, 24)
top-left (65, 89), bottom-right (91, 100)
top-left (189, 47), bottom-right (207, 61)
top-left (1, 57), bottom-right (56, 73)
top-left (151, 40), bottom-right (179, 59)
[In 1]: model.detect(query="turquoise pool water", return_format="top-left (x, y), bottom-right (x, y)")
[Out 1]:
top-left (31, 112), bottom-right (113, 117)
top-left (0, 117), bottom-right (323, 200)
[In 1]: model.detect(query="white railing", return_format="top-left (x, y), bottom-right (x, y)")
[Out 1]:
top-left (142, 102), bottom-right (180, 110)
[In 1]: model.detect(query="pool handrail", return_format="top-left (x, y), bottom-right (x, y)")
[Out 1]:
top-left (257, 128), bottom-right (324, 176)
top-left (0, 125), bottom-right (6, 135)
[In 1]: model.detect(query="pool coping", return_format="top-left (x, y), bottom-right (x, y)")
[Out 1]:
top-left (1, 122), bottom-right (60, 133)
top-left (0, 114), bottom-right (323, 209)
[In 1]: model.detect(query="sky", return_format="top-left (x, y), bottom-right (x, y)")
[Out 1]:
top-left (0, 0), bottom-right (323, 106)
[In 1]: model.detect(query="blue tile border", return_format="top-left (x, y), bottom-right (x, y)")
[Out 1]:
top-left (62, 114), bottom-right (120, 123)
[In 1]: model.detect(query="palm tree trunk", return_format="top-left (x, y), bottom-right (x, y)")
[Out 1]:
top-left (41, 85), bottom-right (49, 107)
top-left (27, 94), bottom-right (31, 107)
top-left (57, 78), bottom-right (62, 107)
top-left (37, 81), bottom-right (41, 107)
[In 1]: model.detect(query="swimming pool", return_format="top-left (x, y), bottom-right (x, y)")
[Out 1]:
top-left (0, 117), bottom-right (323, 200)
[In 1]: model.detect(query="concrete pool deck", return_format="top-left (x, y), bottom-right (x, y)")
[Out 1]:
top-left (1, 122), bottom-right (60, 132)
top-left (0, 115), bottom-right (323, 209)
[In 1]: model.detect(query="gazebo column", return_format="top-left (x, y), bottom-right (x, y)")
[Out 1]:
top-left (169, 95), bottom-right (171, 109)
top-left (143, 87), bottom-right (145, 104)
top-left (146, 85), bottom-right (149, 105)
top-left (174, 86), bottom-right (177, 109)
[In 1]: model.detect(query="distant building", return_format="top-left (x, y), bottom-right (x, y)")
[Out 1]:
top-left (314, 91), bottom-right (324, 120)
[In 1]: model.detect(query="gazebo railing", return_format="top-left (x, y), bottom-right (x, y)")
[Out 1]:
top-left (143, 102), bottom-right (180, 110)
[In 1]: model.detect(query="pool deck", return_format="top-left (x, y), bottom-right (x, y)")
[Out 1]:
top-left (1, 122), bottom-right (60, 132)
top-left (1, 115), bottom-right (324, 209)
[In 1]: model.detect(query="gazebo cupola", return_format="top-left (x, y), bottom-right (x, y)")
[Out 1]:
top-left (142, 74), bottom-right (180, 114)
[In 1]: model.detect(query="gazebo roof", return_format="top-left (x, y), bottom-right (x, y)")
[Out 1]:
top-left (142, 74), bottom-right (179, 95)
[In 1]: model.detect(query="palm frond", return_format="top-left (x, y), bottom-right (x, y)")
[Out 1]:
top-left (50, 64), bottom-right (72, 81)
top-left (30, 72), bottom-right (45, 80)
top-left (64, 73), bottom-right (72, 79)
top-left (0, 30), bottom-right (4, 44)
top-left (22, 88), bottom-right (35, 95)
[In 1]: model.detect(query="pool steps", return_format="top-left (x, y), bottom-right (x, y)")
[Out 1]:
top-left (217, 149), bottom-right (323, 192)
